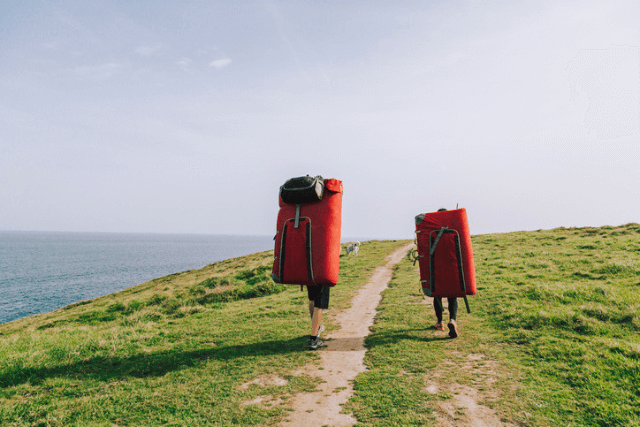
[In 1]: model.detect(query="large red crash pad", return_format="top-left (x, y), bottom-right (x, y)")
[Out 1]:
top-left (415, 208), bottom-right (476, 298)
top-left (272, 178), bottom-right (343, 286)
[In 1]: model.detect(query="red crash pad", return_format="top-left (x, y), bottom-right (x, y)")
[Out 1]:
top-left (272, 178), bottom-right (343, 286)
top-left (415, 208), bottom-right (476, 298)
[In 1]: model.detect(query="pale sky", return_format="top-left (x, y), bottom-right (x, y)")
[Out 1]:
top-left (1, 0), bottom-right (639, 239)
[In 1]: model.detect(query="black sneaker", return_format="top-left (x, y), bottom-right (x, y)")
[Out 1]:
top-left (308, 338), bottom-right (324, 350)
top-left (448, 321), bottom-right (458, 338)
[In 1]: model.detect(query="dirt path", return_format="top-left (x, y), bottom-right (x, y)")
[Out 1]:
top-left (279, 243), bottom-right (414, 426)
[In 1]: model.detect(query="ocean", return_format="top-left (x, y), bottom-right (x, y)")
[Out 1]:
top-left (0, 232), bottom-right (275, 325)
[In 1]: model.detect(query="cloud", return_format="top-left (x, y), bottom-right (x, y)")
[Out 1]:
top-left (209, 58), bottom-right (232, 69)
top-left (72, 63), bottom-right (123, 81)
top-left (135, 44), bottom-right (164, 56)
top-left (42, 40), bottom-right (60, 50)
top-left (176, 58), bottom-right (192, 72)
top-left (567, 45), bottom-right (640, 140)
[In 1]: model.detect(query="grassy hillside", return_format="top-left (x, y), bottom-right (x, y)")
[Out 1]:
top-left (0, 240), bottom-right (408, 426)
top-left (345, 223), bottom-right (640, 426)
top-left (2, 224), bottom-right (639, 426)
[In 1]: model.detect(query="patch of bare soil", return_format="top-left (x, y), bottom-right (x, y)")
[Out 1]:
top-left (240, 375), bottom-right (289, 390)
top-left (426, 354), bottom-right (518, 427)
top-left (279, 243), bottom-right (414, 426)
top-left (240, 375), bottom-right (289, 407)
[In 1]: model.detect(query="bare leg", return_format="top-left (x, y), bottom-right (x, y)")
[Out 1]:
top-left (311, 308), bottom-right (323, 336)
top-left (308, 300), bottom-right (314, 318)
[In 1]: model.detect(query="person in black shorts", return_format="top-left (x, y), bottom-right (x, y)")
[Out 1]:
top-left (307, 285), bottom-right (329, 349)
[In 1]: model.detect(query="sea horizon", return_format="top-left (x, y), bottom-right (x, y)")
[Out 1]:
top-left (0, 232), bottom-right (277, 325)
top-left (0, 231), bottom-right (381, 324)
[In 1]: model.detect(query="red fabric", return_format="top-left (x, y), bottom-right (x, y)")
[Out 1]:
top-left (415, 208), bottom-right (476, 297)
top-left (281, 218), bottom-right (311, 284)
top-left (273, 178), bottom-right (342, 286)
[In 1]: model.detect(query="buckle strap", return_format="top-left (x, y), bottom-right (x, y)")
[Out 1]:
top-left (295, 205), bottom-right (301, 228)
top-left (430, 227), bottom-right (448, 256)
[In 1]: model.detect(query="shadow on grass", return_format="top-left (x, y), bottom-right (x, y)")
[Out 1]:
top-left (0, 336), bottom-right (307, 388)
top-left (321, 328), bottom-right (451, 351)
top-left (322, 332), bottom-right (451, 352)
top-left (363, 328), bottom-right (454, 348)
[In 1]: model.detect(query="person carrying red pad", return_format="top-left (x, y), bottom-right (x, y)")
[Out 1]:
top-left (415, 207), bottom-right (477, 339)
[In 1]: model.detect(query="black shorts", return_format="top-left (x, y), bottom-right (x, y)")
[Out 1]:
top-left (307, 285), bottom-right (330, 310)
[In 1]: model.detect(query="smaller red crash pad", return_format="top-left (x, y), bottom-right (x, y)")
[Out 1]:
top-left (415, 208), bottom-right (476, 299)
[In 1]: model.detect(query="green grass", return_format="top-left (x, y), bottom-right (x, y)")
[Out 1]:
top-left (4, 224), bottom-right (640, 426)
top-left (0, 240), bottom-right (409, 426)
top-left (345, 223), bottom-right (640, 426)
